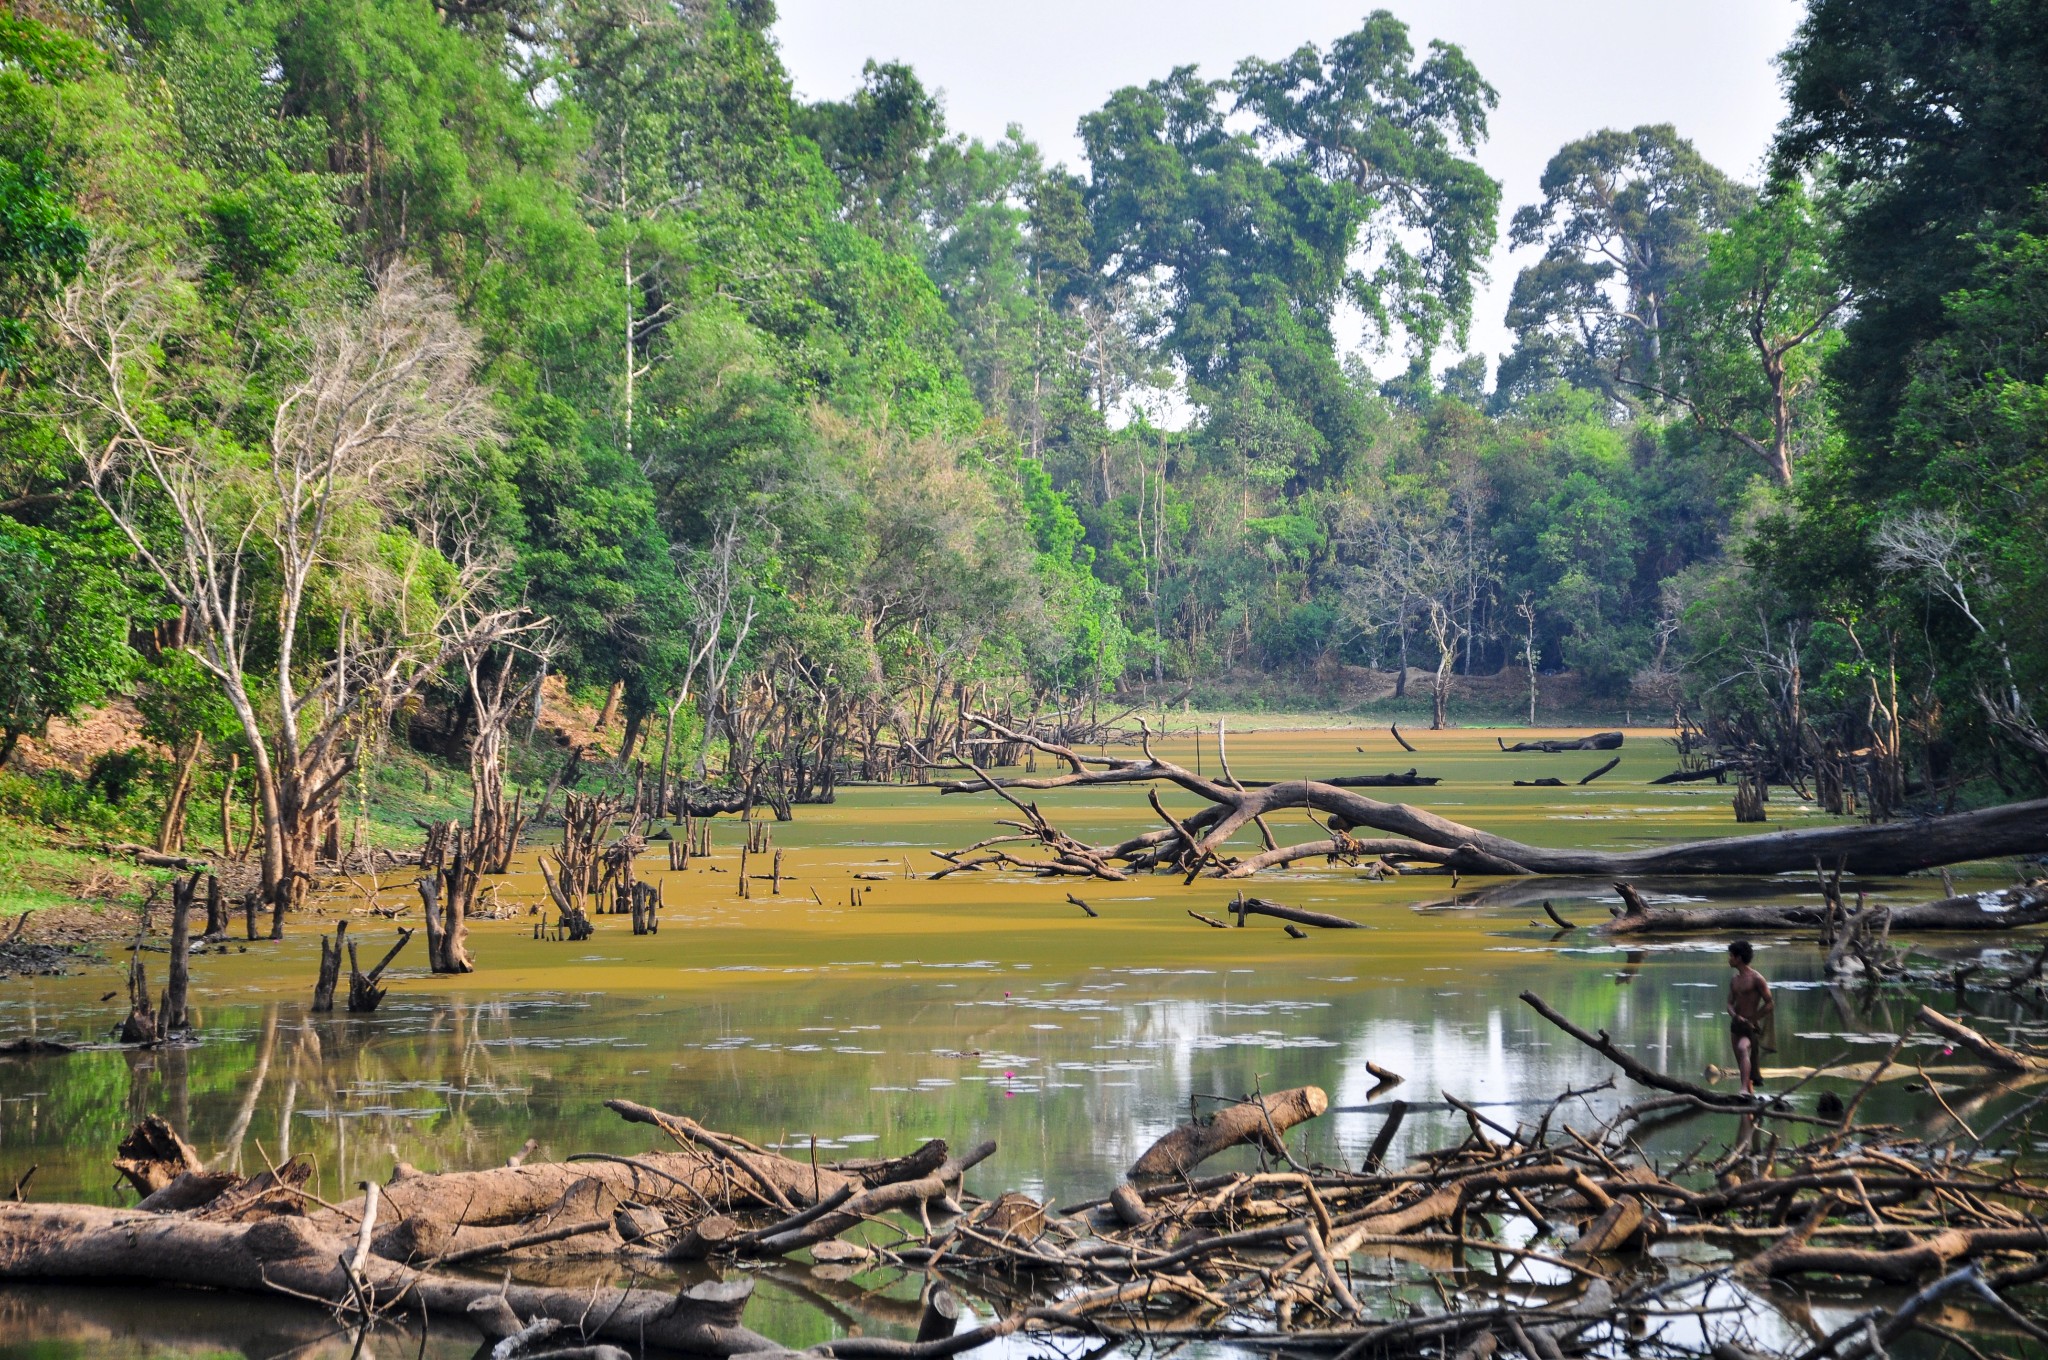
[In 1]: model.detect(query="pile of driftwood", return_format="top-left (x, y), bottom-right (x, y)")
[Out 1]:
top-left (6, 995), bottom-right (2047, 1359)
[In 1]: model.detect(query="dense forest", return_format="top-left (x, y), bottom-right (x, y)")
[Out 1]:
top-left (4, 0), bottom-right (2046, 915)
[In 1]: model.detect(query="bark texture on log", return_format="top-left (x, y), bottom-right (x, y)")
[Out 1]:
top-left (1130, 1086), bottom-right (1328, 1178)
top-left (0, 1202), bottom-right (789, 1355)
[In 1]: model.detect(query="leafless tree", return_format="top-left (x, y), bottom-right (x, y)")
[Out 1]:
top-left (54, 247), bottom-right (535, 928)
top-left (654, 513), bottom-right (757, 810)
top-left (1878, 509), bottom-right (2047, 759)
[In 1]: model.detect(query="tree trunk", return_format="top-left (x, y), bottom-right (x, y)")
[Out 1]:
top-left (312, 922), bottom-right (345, 1013)
top-left (156, 732), bottom-right (204, 855)
top-left (619, 704), bottom-right (645, 765)
top-left (155, 871), bottom-right (196, 1034)
top-left (595, 679), bottom-right (624, 731)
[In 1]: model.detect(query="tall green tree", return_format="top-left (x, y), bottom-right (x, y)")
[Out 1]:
top-left (1501, 125), bottom-right (1749, 406)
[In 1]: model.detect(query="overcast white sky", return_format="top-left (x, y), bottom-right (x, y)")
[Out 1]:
top-left (771, 0), bottom-right (1805, 382)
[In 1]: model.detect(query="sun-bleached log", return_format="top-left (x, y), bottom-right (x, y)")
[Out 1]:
top-left (0, 1202), bottom-right (791, 1354)
top-left (1129, 1086), bottom-right (1328, 1178)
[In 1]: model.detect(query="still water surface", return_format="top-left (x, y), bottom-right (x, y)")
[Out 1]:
top-left (0, 728), bottom-right (2036, 1356)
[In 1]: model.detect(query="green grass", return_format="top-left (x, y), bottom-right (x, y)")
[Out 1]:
top-left (0, 821), bottom-right (162, 918)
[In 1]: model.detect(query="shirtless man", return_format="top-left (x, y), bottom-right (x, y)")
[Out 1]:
top-left (1727, 941), bottom-right (1773, 1097)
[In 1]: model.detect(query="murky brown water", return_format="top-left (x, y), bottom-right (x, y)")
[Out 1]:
top-left (0, 727), bottom-right (2037, 1357)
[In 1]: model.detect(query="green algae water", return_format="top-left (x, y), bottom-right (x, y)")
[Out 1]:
top-left (0, 727), bottom-right (2036, 1357)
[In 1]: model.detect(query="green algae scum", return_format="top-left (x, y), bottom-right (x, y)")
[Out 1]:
top-left (0, 727), bottom-right (2039, 1357)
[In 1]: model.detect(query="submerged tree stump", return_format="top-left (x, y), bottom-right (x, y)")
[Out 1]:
top-left (1734, 774), bottom-right (1768, 823)
top-left (312, 922), bottom-right (346, 1013)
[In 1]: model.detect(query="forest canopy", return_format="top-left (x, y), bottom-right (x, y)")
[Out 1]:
top-left (5, 0), bottom-right (2047, 906)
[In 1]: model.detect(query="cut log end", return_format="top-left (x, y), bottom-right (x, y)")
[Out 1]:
top-left (1129, 1086), bottom-right (1329, 1178)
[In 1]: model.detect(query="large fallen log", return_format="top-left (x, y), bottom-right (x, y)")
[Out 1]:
top-left (1600, 884), bottom-right (2048, 935)
top-left (1498, 732), bottom-right (1623, 753)
top-left (1129, 1086), bottom-right (1328, 1177)
top-left (0, 1202), bottom-right (792, 1355)
top-left (935, 713), bottom-right (2048, 879)
top-left (1915, 1004), bottom-right (2045, 1073)
top-left (1240, 771), bottom-right (1441, 788)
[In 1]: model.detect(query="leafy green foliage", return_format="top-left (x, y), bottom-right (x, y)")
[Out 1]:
top-left (0, 518), bottom-right (137, 764)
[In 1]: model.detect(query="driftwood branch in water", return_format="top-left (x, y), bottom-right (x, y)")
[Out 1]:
top-left (1650, 763), bottom-right (1732, 784)
top-left (934, 713), bottom-right (2048, 879)
top-left (1498, 732), bottom-right (1624, 753)
top-left (1390, 723), bottom-right (1417, 753)
top-left (0, 1203), bottom-right (790, 1355)
top-left (1915, 1004), bottom-right (2045, 1073)
top-left (1230, 896), bottom-right (1362, 929)
top-left (1129, 1085), bottom-right (1328, 1177)
top-left (1520, 991), bottom-right (1756, 1110)
top-left (1578, 757), bottom-right (1620, 785)
top-left (1601, 884), bottom-right (2048, 935)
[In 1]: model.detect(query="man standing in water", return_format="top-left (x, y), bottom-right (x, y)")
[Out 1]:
top-left (1727, 941), bottom-right (1773, 1097)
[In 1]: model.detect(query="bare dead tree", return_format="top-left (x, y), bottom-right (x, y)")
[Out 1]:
top-left (54, 248), bottom-right (536, 928)
top-left (655, 514), bottom-right (756, 816)
top-left (1878, 509), bottom-right (2048, 762)
top-left (459, 606), bottom-right (554, 875)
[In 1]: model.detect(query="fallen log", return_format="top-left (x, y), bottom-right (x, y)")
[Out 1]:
top-left (1649, 764), bottom-right (1732, 785)
top-left (0, 1037), bottom-right (75, 1056)
top-left (1231, 896), bottom-right (1362, 930)
top-left (0, 1202), bottom-right (791, 1355)
top-left (1916, 1005), bottom-right (2044, 1073)
top-left (1241, 771), bottom-right (1441, 788)
top-left (1130, 1086), bottom-right (1328, 1177)
top-left (939, 713), bottom-right (2048, 878)
top-left (1498, 733), bottom-right (1623, 753)
top-left (1601, 884), bottom-right (2048, 935)
top-left (1577, 757), bottom-right (1621, 785)
top-left (1746, 1226), bottom-right (2048, 1283)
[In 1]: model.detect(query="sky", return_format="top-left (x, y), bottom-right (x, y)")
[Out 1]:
top-left (770, 0), bottom-right (1807, 383)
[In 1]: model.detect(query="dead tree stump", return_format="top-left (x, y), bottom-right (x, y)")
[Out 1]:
top-left (202, 875), bottom-right (226, 939)
top-left (119, 951), bottom-right (155, 1045)
top-left (347, 929), bottom-right (412, 1012)
top-left (154, 871), bottom-right (197, 1035)
top-left (312, 921), bottom-right (347, 1013)
top-left (1734, 774), bottom-right (1768, 823)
